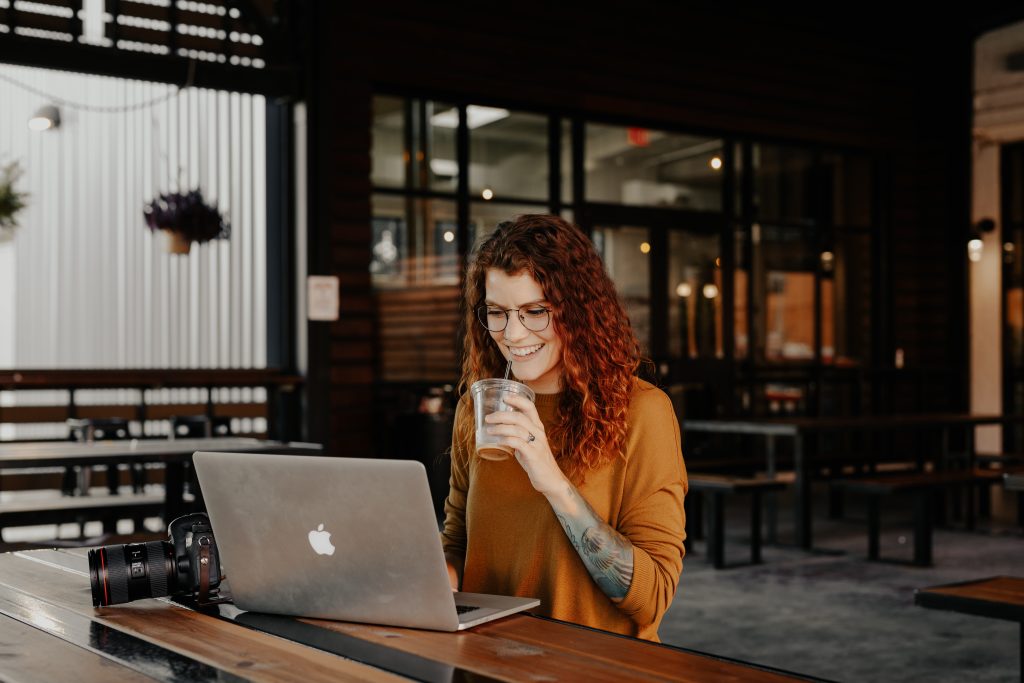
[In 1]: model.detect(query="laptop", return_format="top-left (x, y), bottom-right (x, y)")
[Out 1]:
top-left (192, 451), bottom-right (539, 631)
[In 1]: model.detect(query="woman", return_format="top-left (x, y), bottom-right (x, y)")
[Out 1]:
top-left (441, 214), bottom-right (687, 642)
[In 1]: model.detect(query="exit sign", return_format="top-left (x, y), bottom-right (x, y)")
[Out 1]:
top-left (627, 127), bottom-right (649, 147)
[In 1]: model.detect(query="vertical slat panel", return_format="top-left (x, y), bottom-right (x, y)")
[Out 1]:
top-left (253, 97), bottom-right (267, 366)
top-left (124, 76), bottom-right (135, 366)
top-left (198, 88), bottom-right (209, 368)
top-left (217, 89), bottom-right (229, 368)
top-left (189, 85), bottom-right (200, 368)
top-left (220, 91), bottom-right (231, 369)
top-left (241, 92), bottom-right (252, 368)
top-left (230, 90), bottom-right (241, 368)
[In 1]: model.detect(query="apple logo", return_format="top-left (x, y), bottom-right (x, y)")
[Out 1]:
top-left (308, 523), bottom-right (336, 556)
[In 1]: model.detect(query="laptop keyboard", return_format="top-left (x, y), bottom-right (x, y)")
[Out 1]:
top-left (456, 604), bottom-right (482, 615)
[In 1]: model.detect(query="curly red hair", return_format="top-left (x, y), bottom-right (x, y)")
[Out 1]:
top-left (457, 214), bottom-right (641, 483)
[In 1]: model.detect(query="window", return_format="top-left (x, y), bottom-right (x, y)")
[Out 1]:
top-left (586, 124), bottom-right (723, 210)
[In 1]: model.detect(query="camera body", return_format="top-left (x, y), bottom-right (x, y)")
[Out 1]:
top-left (88, 513), bottom-right (222, 607)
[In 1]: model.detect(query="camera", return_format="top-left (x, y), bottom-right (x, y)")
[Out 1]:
top-left (88, 513), bottom-right (222, 607)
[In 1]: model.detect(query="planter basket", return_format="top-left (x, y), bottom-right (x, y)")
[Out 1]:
top-left (164, 230), bottom-right (192, 254)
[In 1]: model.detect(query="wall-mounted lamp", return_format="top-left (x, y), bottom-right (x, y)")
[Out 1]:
top-left (28, 104), bottom-right (61, 131)
top-left (820, 250), bottom-right (835, 273)
top-left (967, 217), bottom-right (996, 263)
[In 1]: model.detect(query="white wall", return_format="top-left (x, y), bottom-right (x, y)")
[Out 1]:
top-left (0, 241), bottom-right (13, 366)
top-left (971, 20), bottom-right (1024, 452)
top-left (0, 63), bottom-right (267, 369)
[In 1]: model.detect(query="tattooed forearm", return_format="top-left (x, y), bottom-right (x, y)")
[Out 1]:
top-left (552, 485), bottom-right (634, 602)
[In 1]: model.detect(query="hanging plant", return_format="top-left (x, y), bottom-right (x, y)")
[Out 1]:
top-left (143, 189), bottom-right (230, 254)
top-left (0, 161), bottom-right (29, 242)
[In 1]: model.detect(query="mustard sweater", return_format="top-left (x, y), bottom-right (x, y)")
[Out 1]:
top-left (441, 378), bottom-right (687, 642)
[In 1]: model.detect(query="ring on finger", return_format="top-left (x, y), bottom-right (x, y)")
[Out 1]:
top-left (527, 432), bottom-right (536, 443)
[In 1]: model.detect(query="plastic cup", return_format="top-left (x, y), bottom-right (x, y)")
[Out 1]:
top-left (470, 378), bottom-right (536, 461)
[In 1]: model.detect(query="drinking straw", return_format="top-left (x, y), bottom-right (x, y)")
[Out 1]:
top-left (504, 358), bottom-right (512, 380)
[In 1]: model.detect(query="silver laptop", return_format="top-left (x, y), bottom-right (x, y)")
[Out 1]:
top-left (192, 451), bottom-right (539, 631)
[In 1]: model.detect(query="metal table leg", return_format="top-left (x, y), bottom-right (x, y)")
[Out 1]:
top-left (794, 434), bottom-right (811, 549)
top-left (765, 435), bottom-right (777, 544)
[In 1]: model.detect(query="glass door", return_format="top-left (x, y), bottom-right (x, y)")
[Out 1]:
top-left (586, 207), bottom-right (731, 418)
top-left (1001, 143), bottom-right (1024, 451)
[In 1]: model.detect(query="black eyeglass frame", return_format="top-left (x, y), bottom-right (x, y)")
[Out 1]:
top-left (475, 304), bottom-right (554, 333)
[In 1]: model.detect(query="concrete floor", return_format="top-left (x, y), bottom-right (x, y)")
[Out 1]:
top-left (660, 488), bottom-right (1022, 682)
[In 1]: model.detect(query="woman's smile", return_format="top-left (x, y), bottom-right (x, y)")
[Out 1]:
top-left (507, 343), bottom-right (545, 359)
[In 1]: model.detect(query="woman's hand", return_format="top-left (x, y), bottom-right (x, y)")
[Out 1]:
top-left (444, 551), bottom-right (463, 592)
top-left (484, 394), bottom-right (568, 496)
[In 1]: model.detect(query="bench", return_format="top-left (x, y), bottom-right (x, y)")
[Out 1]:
top-left (831, 468), bottom-right (1004, 566)
top-left (974, 453), bottom-right (1024, 521)
top-left (685, 474), bottom-right (788, 569)
top-left (0, 492), bottom-right (166, 542)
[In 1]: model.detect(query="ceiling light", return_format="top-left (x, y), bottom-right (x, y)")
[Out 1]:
top-left (429, 159), bottom-right (458, 177)
top-left (481, 188), bottom-right (494, 200)
top-left (431, 105), bottom-right (510, 130)
top-left (28, 104), bottom-right (61, 131)
top-left (709, 156), bottom-right (723, 170)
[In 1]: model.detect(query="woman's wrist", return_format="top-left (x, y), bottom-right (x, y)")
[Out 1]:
top-left (540, 473), bottom-right (575, 508)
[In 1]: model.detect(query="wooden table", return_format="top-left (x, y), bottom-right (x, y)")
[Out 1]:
top-left (0, 438), bottom-right (323, 521)
top-left (915, 576), bottom-right (1024, 681)
top-left (683, 414), bottom-right (1024, 550)
top-left (0, 549), bottom-right (827, 682)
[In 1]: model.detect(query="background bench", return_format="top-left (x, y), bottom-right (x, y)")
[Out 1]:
top-left (832, 469), bottom-right (1004, 566)
top-left (685, 474), bottom-right (788, 569)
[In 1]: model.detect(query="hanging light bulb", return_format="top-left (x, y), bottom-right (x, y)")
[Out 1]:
top-left (28, 104), bottom-right (61, 131)
top-left (967, 238), bottom-right (983, 263)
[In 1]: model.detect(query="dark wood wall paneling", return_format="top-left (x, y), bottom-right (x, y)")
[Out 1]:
top-left (308, 3), bottom-right (975, 454)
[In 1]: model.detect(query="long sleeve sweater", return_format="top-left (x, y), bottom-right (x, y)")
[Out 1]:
top-left (441, 378), bottom-right (687, 642)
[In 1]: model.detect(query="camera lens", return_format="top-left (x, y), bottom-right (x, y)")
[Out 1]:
top-left (88, 541), bottom-right (175, 607)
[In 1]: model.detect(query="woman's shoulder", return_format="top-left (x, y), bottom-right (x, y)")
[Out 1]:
top-left (628, 378), bottom-right (674, 414)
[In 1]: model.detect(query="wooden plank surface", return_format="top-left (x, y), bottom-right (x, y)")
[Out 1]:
top-left (915, 576), bottom-right (1024, 623)
top-left (685, 413), bottom-right (1024, 435)
top-left (921, 577), bottom-right (1024, 610)
top-left (835, 469), bottom-right (1003, 493)
top-left (0, 551), bottom-right (402, 683)
top-left (0, 438), bottom-right (319, 467)
top-left (310, 611), bottom-right (810, 683)
top-left (0, 613), bottom-right (157, 683)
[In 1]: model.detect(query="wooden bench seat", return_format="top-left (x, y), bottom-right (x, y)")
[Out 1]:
top-left (831, 468), bottom-right (1003, 566)
top-left (976, 453), bottom-right (1024, 471)
top-left (685, 474), bottom-right (788, 569)
top-left (0, 492), bottom-right (165, 541)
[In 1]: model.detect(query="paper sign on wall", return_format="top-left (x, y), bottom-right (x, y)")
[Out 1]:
top-left (307, 275), bottom-right (340, 321)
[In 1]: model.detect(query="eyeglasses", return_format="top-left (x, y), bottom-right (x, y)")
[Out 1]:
top-left (476, 304), bottom-right (553, 333)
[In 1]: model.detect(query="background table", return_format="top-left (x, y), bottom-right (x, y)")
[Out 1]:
top-left (683, 414), bottom-right (1022, 549)
top-left (0, 548), bottom-right (829, 682)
